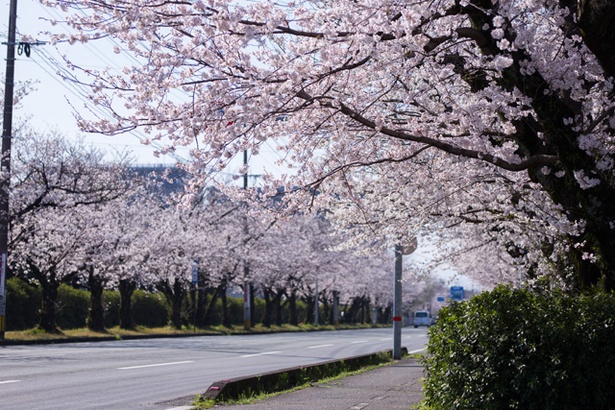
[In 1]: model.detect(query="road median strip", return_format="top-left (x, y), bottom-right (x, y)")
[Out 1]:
top-left (201, 347), bottom-right (408, 404)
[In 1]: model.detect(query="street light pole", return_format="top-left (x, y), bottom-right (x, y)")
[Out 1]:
top-left (0, 0), bottom-right (18, 340)
top-left (242, 149), bottom-right (251, 331)
top-left (392, 244), bottom-right (403, 359)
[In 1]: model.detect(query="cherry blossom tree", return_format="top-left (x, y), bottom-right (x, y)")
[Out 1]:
top-left (8, 132), bottom-right (136, 332)
top-left (79, 184), bottom-right (156, 331)
top-left (11, 205), bottom-right (87, 332)
top-left (37, 0), bottom-right (615, 292)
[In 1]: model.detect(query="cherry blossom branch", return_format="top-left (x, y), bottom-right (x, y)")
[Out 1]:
top-left (295, 90), bottom-right (558, 172)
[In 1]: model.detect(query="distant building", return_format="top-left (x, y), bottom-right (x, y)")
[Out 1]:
top-left (130, 165), bottom-right (189, 197)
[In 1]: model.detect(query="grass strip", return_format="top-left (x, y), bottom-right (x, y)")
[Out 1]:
top-left (195, 350), bottom-right (409, 409)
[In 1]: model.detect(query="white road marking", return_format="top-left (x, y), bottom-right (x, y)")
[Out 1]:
top-left (350, 340), bottom-right (368, 344)
top-left (240, 351), bottom-right (281, 358)
top-left (118, 361), bottom-right (194, 370)
top-left (307, 344), bottom-right (334, 349)
top-left (408, 348), bottom-right (426, 354)
top-left (379, 338), bottom-right (392, 341)
top-left (0, 380), bottom-right (20, 384)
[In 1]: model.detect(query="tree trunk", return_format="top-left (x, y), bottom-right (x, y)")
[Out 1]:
top-left (465, 0), bottom-right (615, 293)
top-left (220, 278), bottom-right (231, 328)
top-left (274, 288), bottom-right (285, 326)
top-left (39, 273), bottom-right (59, 333)
top-left (170, 277), bottom-right (185, 330)
top-left (262, 287), bottom-right (273, 328)
top-left (303, 294), bottom-right (315, 324)
top-left (250, 283), bottom-right (256, 326)
top-left (87, 267), bottom-right (106, 332)
top-left (288, 292), bottom-right (298, 326)
top-left (195, 287), bottom-right (208, 327)
top-left (119, 279), bottom-right (135, 329)
top-left (203, 287), bottom-right (220, 326)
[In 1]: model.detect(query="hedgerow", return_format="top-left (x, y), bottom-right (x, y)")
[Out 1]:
top-left (423, 285), bottom-right (615, 409)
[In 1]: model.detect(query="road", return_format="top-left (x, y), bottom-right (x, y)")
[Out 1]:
top-left (0, 327), bottom-right (429, 410)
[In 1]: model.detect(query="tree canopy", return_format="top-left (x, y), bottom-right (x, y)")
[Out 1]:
top-left (38, 0), bottom-right (615, 292)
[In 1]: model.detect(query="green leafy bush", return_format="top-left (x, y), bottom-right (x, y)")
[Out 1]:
top-left (57, 284), bottom-right (89, 329)
top-left (5, 277), bottom-right (41, 330)
top-left (132, 290), bottom-right (169, 327)
top-left (423, 285), bottom-right (615, 409)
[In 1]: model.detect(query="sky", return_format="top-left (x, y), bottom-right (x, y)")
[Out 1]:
top-left (2, 0), bottom-right (177, 164)
top-left (1, 0), bottom-right (289, 182)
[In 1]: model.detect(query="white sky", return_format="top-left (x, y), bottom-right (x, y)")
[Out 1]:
top-left (1, 0), bottom-right (289, 182)
top-left (1, 0), bottom-right (176, 164)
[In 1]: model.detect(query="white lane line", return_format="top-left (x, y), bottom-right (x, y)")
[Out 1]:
top-left (350, 340), bottom-right (368, 344)
top-left (308, 344), bottom-right (334, 349)
top-left (118, 361), bottom-right (194, 370)
top-left (408, 348), bottom-right (426, 354)
top-left (379, 338), bottom-right (392, 341)
top-left (0, 380), bottom-right (20, 384)
top-left (240, 351), bottom-right (281, 358)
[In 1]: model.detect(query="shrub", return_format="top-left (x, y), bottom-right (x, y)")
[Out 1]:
top-left (56, 284), bottom-right (90, 329)
top-left (132, 290), bottom-right (169, 327)
top-left (227, 296), bottom-right (244, 324)
top-left (423, 285), bottom-right (615, 409)
top-left (5, 277), bottom-right (40, 330)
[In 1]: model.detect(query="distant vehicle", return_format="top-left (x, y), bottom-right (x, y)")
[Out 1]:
top-left (450, 286), bottom-right (465, 301)
top-left (413, 310), bottom-right (431, 328)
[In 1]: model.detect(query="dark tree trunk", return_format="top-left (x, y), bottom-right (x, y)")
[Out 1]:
top-left (381, 305), bottom-right (392, 324)
top-left (288, 292), bottom-right (298, 326)
top-left (119, 279), bottom-right (135, 329)
top-left (322, 294), bottom-right (331, 326)
top-left (462, 0), bottom-right (615, 292)
top-left (87, 267), bottom-right (105, 332)
top-left (250, 283), bottom-right (256, 326)
top-left (203, 287), bottom-right (220, 326)
top-left (303, 294), bottom-right (315, 324)
top-left (195, 287), bottom-right (208, 327)
top-left (262, 287), bottom-right (273, 328)
top-left (274, 288), bottom-right (285, 326)
top-left (220, 278), bottom-right (231, 328)
top-left (170, 277), bottom-right (185, 330)
top-left (39, 273), bottom-right (60, 333)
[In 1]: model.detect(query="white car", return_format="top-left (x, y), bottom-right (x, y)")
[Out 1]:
top-left (413, 310), bottom-right (431, 328)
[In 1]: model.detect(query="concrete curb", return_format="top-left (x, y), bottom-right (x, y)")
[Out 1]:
top-left (203, 347), bottom-right (409, 402)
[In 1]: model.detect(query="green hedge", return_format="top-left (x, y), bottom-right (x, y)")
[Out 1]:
top-left (57, 284), bottom-right (90, 329)
top-left (5, 278), bottom-right (40, 330)
top-left (423, 285), bottom-right (615, 409)
top-left (6, 280), bottom-right (312, 331)
top-left (132, 290), bottom-right (169, 327)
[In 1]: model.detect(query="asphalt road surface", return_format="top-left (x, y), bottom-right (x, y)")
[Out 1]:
top-left (0, 327), bottom-right (429, 410)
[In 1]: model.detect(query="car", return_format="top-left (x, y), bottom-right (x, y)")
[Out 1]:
top-left (413, 310), bottom-right (431, 328)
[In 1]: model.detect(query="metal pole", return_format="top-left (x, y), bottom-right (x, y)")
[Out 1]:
top-left (242, 149), bottom-right (251, 331)
top-left (332, 290), bottom-right (339, 325)
top-left (193, 286), bottom-right (198, 332)
top-left (393, 244), bottom-right (403, 359)
top-left (0, 0), bottom-right (18, 340)
top-left (314, 279), bottom-right (319, 326)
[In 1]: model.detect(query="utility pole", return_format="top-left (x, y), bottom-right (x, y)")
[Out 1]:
top-left (314, 278), bottom-right (319, 326)
top-left (0, 0), bottom-right (18, 340)
top-left (392, 238), bottom-right (417, 359)
top-left (392, 244), bottom-right (403, 359)
top-left (242, 149), bottom-right (251, 331)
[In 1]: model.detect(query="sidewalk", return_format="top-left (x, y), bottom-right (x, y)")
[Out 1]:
top-left (211, 357), bottom-right (425, 410)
